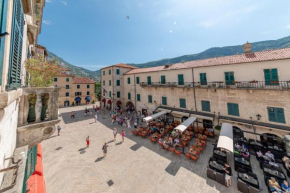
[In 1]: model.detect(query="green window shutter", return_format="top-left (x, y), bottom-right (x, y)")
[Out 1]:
top-left (200, 73), bottom-right (207, 85)
top-left (103, 71), bottom-right (105, 75)
top-left (137, 94), bottom-right (140, 101)
top-left (109, 80), bottom-right (111, 86)
top-left (228, 103), bottom-right (239, 116)
top-left (276, 108), bottom-right (285, 123)
top-left (23, 145), bottom-right (38, 192)
top-left (162, 97), bottom-right (167, 105)
top-left (128, 93), bottom-right (131, 100)
top-left (54, 78), bottom-right (57, 82)
top-left (264, 69), bottom-right (271, 85)
top-left (225, 72), bottom-right (234, 85)
top-left (0, 0), bottom-right (9, 85)
top-left (268, 107), bottom-right (286, 124)
top-left (178, 74), bottom-right (184, 85)
top-left (147, 76), bottom-right (151, 85)
top-left (201, 101), bottom-right (210, 112)
top-left (271, 68), bottom-right (279, 85)
top-left (109, 91), bottom-right (111, 97)
top-left (116, 69), bottom-right (120, 75)
top-left (109, 69), bottom-right (111, 75)
top-left (116, 80), bottom-right (120, 86)
top-left (117, 92), bottom-right (120, 98)
top-left (161, 75), bottom-right (166, 84)
top-left (148, 95), bottom-right (152, 103)
top-left (136, 77), bottom-right (140, 84)
top-left (180, 98), bottom-right (186, 108)
top-left (127, 77), bottom-right (130, 84)
top-left (8, 0), bottom-right (24, 88)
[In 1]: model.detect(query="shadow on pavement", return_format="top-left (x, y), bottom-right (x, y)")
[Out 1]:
top-left (61, 109), bottom-right (97, 124)
top-left (95, 157), bottom-right (104, 162)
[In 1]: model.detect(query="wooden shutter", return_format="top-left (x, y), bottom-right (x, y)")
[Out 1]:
top-left (128, 93), bottom-right (131, 99)
top-left (8, 0), bottom-right (24, 88)
top-left (162, 97), bottom-right (167, 105)
top-left (117, 80), bottom-right (120, 86)
top-left (178, 74), bottom-right (184, 85)
top-left (264, 69), bottom-right (271, 85)
top-left (137, 94), bottom-right (140, 101)
top-left (180, 99), bottom-right (186, 108)
top-left (109, 91), bottom-right (111, 97)
top-left (136, 77), bottom-right (139, 84)
top-left (202, 101), bottom-right (210, 112)
top-left (161, 75), bottom-right (166, 84)
top-left (200, 73), bottom-right (207, 85)
top-left (276, 108), bottom-right (285, 123)
top-left (127, 77), bottom-right (130, 84)
top-left (225, 72), bottom-right (234, 85)
top-left (271, 68), bottom-right (279, 85)
top-left (109, 69), bottom-right (111, 75)
top-left (116, 69), bottom-right (120, 74)
top-left (117, 92), bottom-right (120, 98)
top-left (268, 107), bottom-right (276, 122)
top-left (147, 76), bottom-right (151, 85)
top-left (148, 95), bottom-right (152, 103)
top-left (0, 0), bottom-right (8, 85)
top-left (233, 104), bottom-right (239, 116)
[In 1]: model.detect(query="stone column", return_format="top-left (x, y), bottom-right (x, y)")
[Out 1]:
top-left (23, 95), bottom-right (29, 125)
top-left (35, 93), bottom-right (42, 122)
top-left (46, 92), bottom-right (52, 121)
top-left (17, 96), bottom-right (25, 127)
top-left (51, 90), bottom-right (59, 120)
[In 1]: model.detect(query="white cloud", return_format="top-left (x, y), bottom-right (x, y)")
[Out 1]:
top-left (286, 24), bottom-right (290, 29)
top-left (60, 1), bottom-right (67, 6)
top-left (46, 0), bottom-right (52, 2)
top-left (169, 30), bottom-right (173, 33)
top-left (43, 20), bottom-right (52, 25)
top-left (174, 22), bottom-right (176, 25)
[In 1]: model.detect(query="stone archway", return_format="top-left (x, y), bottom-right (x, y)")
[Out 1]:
top-left (261, 133), bottom-right (283, 145)
top-left (126, 101), bottom-right (134, 111)
top-left (233, 126), bottom-right (244, 138)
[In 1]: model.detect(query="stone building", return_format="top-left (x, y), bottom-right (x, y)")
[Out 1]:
top-left (52, 69), bottom-right (96, 107)
top-left (101, 44), bottom-right (290, 141)
top-left (0, 0), bottom-right (60, 192)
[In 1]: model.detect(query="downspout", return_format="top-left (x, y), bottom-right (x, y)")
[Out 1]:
top-left (192, 68), bottom-right (197, 111)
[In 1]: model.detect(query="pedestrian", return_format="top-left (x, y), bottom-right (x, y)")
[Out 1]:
top-left (57, 125), bottom-right (61, 136)
top-left (95, 113), bottom-right (98, 123)
top-left (127, 119), bottom-right (131, 129)
top-left (113, 128), bottom-right (118, 141)
top-left (121, 130), bottom-right (125, 142)
top-left (134, 121), bottom-right (137, 129)
top-left (102, 142), bottom-right (111, 157)
top-left (84, 109), bottom-right (87, 117)
top-left (71, 111), bottom-right (74, 119)
top-left (111, 118), bottom-right (114, 126)
top-left (223, 163), bottom-right (232, 187)
top-left (86, 136), bottom-right (90, 148)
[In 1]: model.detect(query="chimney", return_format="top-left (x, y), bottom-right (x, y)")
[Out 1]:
top-left (243, 42), bottom-right (252, 53)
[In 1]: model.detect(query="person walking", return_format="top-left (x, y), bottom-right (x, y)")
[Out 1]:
top-left (113, 128), bottom-right (118, 142)
top-left (111, 118), bottom-right (114, 126)
top-left (95, 113), bottom-right (98, 123)
top-left (127, 119), bottom-right (131, 129)
top-left (57, 125), bottom-right (62, 136)
top-left (102, 142), bottom-right (111, 157)
top-left (71, 111), bottom-right (74, 119)
top-left (121, 130), bottom-right (125, 142)
top-left (86, 136), bottom-right (90, 148)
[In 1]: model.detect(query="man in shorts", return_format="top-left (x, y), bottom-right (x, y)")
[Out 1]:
top-left (223, 163), bottom-right (232, 187)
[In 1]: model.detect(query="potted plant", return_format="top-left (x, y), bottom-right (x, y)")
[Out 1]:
top-left (28, 94), bottom-right (36, 122)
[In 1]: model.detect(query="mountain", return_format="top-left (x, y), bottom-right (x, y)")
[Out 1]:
top-left (47, 51), bottom-right (100, 81)
top-left (48, 35), bottom-right (290, 80)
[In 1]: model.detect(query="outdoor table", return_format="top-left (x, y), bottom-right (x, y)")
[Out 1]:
top-left (214, 150), bottom-right (227, 158)
top-left (238, 173), bottom-right (259, 189)
top-left (209, 161), bottom-right (224, 173)
top-left (234, 157), bottom-right (250, 166)
top-left (263, 167), bottom-right (286, 180)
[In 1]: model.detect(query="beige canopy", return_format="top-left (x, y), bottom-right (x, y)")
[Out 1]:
top-left (143, 111), bottom-right (167, 122)
top-left (217, 123), bottom-right (233, 152)
top-left (174, 117), bottom-right (197, 133)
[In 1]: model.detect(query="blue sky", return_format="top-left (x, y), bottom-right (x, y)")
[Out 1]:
top-left (39, 0), bottom-right (290, 71)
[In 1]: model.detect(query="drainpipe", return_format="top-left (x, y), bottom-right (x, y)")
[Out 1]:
top-left (192, 68), bottom-right (197, 111)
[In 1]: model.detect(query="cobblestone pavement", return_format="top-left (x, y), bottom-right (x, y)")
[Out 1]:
top-left (42, 104), bottom-right (269, 193)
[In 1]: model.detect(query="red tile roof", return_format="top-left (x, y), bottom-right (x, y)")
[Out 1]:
top-left (125, 47), bottom-right (290, 75)
top-left (73, 77), bottom-right (96, 84)
top-left (101, 63), bottom-right (138, 69)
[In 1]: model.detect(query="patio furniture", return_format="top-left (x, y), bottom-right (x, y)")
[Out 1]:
top-left (263, 167), bottom-right (286, 181)
top-left (216, 172), bottom-right (226, 186)
top-left (190, 155), bottom-right (198, 161)
top-left (206, 168), bottom-right (216, 181)
top-left (175, 150), bottom-right (182, 155)
top-left (185, 153), bottom-right (191, 159)
top-left (249, 186), bottom-right (260, 193)
top-left (238, 172), bottom-right (259, 189)
top-left (237, 179), bottom-right (249, 193)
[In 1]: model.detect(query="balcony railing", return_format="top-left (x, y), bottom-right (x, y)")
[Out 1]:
top-left (140, 81), bottom-right (290, 90)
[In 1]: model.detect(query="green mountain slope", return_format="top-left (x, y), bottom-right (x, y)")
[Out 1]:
top-left (48, 35), bottom-right (290, 80)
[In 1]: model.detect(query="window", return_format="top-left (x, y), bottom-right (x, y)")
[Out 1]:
top-left (137, 94), bottom-right (141, 101)
top-left (127, 77), bottom-right (131, 84)
top-left (180, 98), bottom-right (186, 108)
top-left (147, 76), bottom-right (151, 85)
top-left (66, 85), bottom-right (69, 89)
top-left (66, 92), bottom-right (69, 97)
top-left (148, 95), bottom-right (152, 103)
top-left (162, 97), bottom-right (167, 105)
top-left (66, 78), bottom-right (69, 82)
top-left (77, 85), bottom-right (80, 89)
top-left (103, 80), bottom-right (105, 86)
top-left (116, 80), bottom-right (120, 86)
top-left (200, 73), bottom-right (207, 85)
top-left (109, 80), bottom-right (111, 86)
top-left (103, 71), bottom-right (105, 75)
top-left (116, 69), bottom-right (120, 75)
top-left (178, 74), bottom-right (184, 85)
top-left (201, 100), bottom-right (210, 112)
top-left (268, 107), bottom-right (285, 124)
top-left (128, 93), bottom-right (131, 100)
top-left (264, 68), bottom-right (279, 85)
top-left (109, 91), bottom-right (111, 97)
top-left (87, 91), bottom-right (90, 95)
top-left (75, 92), bottom-right (82, 96)
top-left (225, 72), bottom-right (235, 85)
top-left (109, 69), bottom-right (111, 75)
top-left (227, 103), bottom-right (239, 116)
top-left (117, 91), bottom-right (120, 98)
top-left (161, 75), bottom-right (166, 84)
top-left (136, 77), bottom-right (140, 84)
top-left (87, 85), bottom-right (90, 88)
top-left (54, 78), bottom-right (58, 82)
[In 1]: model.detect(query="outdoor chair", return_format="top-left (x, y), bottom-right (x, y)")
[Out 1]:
top-left (185, 153), bottom-right (191, 159)
top-left (215, 172), bottom-right (226, 186)
top-left (190, 155), bottom-right (198, 161)
top-left (169, 148), bottom-right (175, 153)
top-left (158, 141), bottom-right (163, 147)
top-left (175, 150), bottom-right (182, 155)
top-left (249, 186), bottom-right (260, 193)
top-left (206, 168), bottom-right (216, 181)
top-left (237, 179), bottom-right (249, 193)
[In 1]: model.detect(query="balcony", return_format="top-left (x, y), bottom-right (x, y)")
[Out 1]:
top-left (17, 87), bottom-right (61, 148)
top-left (140, 81), bottom-right (290, 90)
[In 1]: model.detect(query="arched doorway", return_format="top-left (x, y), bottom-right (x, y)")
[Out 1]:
top-left (261, 133), bottom-right (283, 145)
top-left (107, 100), bottom-right (112, 110)
top-left (116, 100), bottom-right (122, 110)
top-left (181, 116), bottom-right (188, 122)
top-left (75, 97), bottom-right (81, 106)
top-left (64, 100), bottom-right (70, 107)
top-left (126, 101), bottom-right (134, 111)
top-left (233, 126), bottom-right (244, 138)
top-left (85, 96), bottom-right (91, 104)
top-left (101, 98), bottom-right (106, 107)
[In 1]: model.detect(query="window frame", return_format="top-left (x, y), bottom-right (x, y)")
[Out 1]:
top-left (179, 98), bottom-right (186, 108)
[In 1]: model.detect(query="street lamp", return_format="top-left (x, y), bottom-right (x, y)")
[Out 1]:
top-left (256, 114), bottom-right (261, 121)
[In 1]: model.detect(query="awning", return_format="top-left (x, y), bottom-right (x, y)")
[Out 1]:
top-left (85, 96), bottom-right (91, 100)
top-left (217, 123), bottom-right (233, 152)
top-left (75, 97), bottom-right (81, 101)
top-left (155, 108), bottom-right (172, 114)
top-left (143, 111), bottom-right (167, 122)
top-left (107, 100), bottom-right (112, 104)
top-left (190, 114), bottom-right (214, 121)
top-left (171, 111), bottom-right (190, 117)
top-left (174, 117), bottom-right (197, 133)
top-left (116, 100), bottom-right (122, 105)
top-left (102, 98), bottom-right (106, 102)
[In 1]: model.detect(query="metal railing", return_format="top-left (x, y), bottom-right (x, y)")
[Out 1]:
top-left (140, 81), bottom-right (290, 90)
